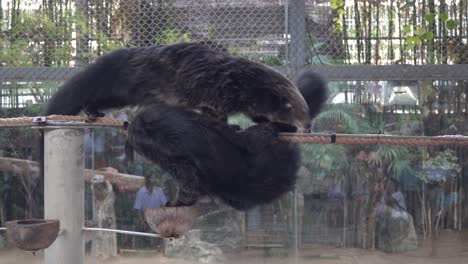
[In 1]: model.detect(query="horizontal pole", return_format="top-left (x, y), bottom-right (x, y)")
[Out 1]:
top-left (83, 227), bottom-right (161, 238)
top-left (1, 112), bottom-right (468, 146)
top-left (0, 226), bottom-right (160, 238)
top-left (0, 156), bottom-right (145, 192)
top-left (2, 65), bottom-right (468, 82)
top-left (280, 133), bottom-right (468, 146)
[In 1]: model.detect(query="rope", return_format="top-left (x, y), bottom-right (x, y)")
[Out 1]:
top-left (0, 115), bottom-right (125, 128)
top-left (279, 133), bottom-right (468, 146)
top-left (0, 115), bottom-right (467, 146)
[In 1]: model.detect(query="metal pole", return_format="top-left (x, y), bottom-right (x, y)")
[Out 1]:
top-left (284, 0), bottom-right (289, 67)
top-left (288, 0), bottom-right (306, 78)
top-left (83, 227), bottom-right (161, 238)
top-left (44, 128), bottom-right (84, 264)
top-left (293, 188), bottom-right (299, 261)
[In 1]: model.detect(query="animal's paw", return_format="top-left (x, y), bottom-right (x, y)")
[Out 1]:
top-left (165, 199), bottom-right (196, 208)
top-left (85, 111), bottom-right (105, 121)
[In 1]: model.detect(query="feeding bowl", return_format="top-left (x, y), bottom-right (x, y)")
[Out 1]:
top-left (6, 219), bottom-right (60, 251)
top-left (144, 206), bottom-right (199, 238)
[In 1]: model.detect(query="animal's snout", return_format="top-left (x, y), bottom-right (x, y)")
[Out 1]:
top-left (295, 120), bottom-right (311, 133)
top-left (296, 127), bottom-right (311, 133)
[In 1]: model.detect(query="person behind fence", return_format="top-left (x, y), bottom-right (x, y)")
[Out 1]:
top-left (376, 177), bottom-right (417, 253)
top-left (134, 175), bottom-right (168, 211)
top-left (133, 174), bottom-right (168, 249)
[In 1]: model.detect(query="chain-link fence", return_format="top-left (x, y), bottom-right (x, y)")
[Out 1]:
top-left (1, 1), bottom-right (468, 261)
top-left (2, 0), bottom-right (468, 68)
top-left (1, 0), bottom-right (468, 114)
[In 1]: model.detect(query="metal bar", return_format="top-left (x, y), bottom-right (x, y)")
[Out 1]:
top-left (44, 128), bottom-right (85, 264)
top-left (2, 65), bottom-right (468, 82)
top-left (273, 65), bottom-right (468, 81)
top-left (0, 67), bottom-right (80, 81)
top-left (287, 0), bottom-right (306, 77)
top-left (83, 227), bottom-right (161, 238)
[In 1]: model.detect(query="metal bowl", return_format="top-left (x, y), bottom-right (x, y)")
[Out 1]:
top-left (6, 219), bottom-right (60, 251)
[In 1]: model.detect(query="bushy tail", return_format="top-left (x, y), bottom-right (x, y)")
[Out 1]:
top-left (40, 68), bottom-right (97, 198)
top-left (46, 82), bottom-right (85, 115)
top-left (45, 67), bottom-right (101, 115)
top-left (295, 70), bottom-right (329, 119)
top-left (46, 48), bottom-right (135, 115)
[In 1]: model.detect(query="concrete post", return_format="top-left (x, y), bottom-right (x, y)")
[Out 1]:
top-left (44, 129), bottom-right (84, 264)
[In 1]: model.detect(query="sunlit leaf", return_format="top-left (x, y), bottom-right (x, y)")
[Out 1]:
top-left (446, 19), bottom-right (459, 30)
top-left (424, 13), bottom-right (435, 23)
top-left (439, 13), bottom-right (449, 22)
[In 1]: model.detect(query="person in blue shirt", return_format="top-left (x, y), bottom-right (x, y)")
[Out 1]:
top-left (134, 175), bottom-right (168, 211)
top-left (133, 174), bottom-right (168, 249)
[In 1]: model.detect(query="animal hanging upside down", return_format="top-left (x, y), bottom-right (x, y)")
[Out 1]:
top-left (125, 104), bottom-right (301, 210)
top-left (124, 68), bottom-right (327, 237)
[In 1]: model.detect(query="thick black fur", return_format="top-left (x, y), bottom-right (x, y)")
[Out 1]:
top-left (252, 70), bottom-right (328, 131)
top-left (126, 105), bottom-right (301, 210)
top-left (295, 70), bottom-right (328, 120)
top-left (46, 42), bottom-right (310, 130)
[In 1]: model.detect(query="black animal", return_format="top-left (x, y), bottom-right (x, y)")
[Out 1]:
top-left (46, 42), bottom-right (310, 130)
top-left (124, 70), bottom-right (328, 210)
top-left (295, 70), bottom-right (328, 120)
top-left (126, 105), bottom-right (301, 210)
top-left (251, 70), bottom-right (328, 130)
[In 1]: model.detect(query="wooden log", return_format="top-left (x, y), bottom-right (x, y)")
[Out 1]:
top-left (0, 157), bottom-right (144, 192)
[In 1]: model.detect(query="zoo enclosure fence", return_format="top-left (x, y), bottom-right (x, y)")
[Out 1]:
top-left (2, 0), bottom-right (468, 109)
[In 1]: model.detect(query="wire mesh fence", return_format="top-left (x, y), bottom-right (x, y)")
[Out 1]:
top-left (1, 0), bottom-right (468, 69)
top-left (1, 0), bottom-right (468, 108)
top-left (0, 1), bottom-right (468, 262)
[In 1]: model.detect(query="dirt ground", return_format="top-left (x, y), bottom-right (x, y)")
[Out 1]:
top-left (0, 230), bottom-right (467, 264)
top-left (0, 247), bottom-right (466, 264)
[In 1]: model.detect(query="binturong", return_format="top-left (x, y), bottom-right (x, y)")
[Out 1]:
top-left (125, 104), bottom-right (302, 210)
top-left (124, 70), bottom-right (328, 210)
top-left (45, 42), bottom-right (311, 131)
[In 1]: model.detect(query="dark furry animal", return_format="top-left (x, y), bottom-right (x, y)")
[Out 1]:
top-left (126, 105), bottom-right (301, 210)
top-left (295, 70), bottom-right (328, 120)
top-left (46, 42), bottom-right (310, 130)
top-left (252, 70), bottom-right (328, 130)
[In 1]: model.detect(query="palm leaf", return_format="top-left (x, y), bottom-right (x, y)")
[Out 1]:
top-left (312, 106), bottom-right (359, 133)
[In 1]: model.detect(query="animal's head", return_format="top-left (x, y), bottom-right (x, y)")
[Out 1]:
top-left (248, 71), bottom-right (311, 132)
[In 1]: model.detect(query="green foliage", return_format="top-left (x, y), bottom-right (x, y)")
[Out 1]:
top-left (301, 144), bottom-right (349, 179)
top-left (368, 145), bottom-right (410, 169)
top-left (403, 25), bottom-right (430, 50)
top-left (439, 13), bottom-right (449, 22)
top-left (329, 0), bottom-right (345, 33)
top-left (0, 39), bottom-right (31, 66)
top-left (402, 11), bottom-right (459, 51)
top-left (312, 105), bottom-right (359, 133)
top-left (446, 19), bottom-right (459, 31)
top-left (418, 149), bottom-right (461, 183)
top-left (155, 29), bottom-right (191, 44)
top-left (0, 10), bottom-right (126, 66)
top-left (424, 13), bottom-right (435, 23)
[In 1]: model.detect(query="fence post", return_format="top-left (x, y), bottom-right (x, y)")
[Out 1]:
top-left (44, 128), bottom-right (84, 264)
top-left (287, 0), bottom-right (306, 78)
